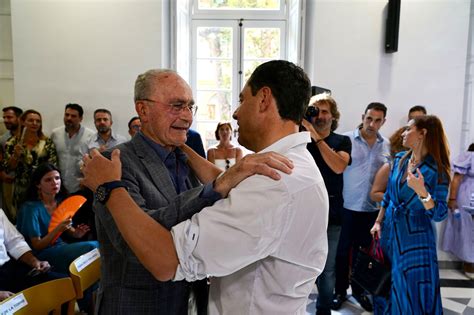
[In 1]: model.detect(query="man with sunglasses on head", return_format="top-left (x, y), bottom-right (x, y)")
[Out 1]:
top-left (85, 69), bottom-right (296, 314)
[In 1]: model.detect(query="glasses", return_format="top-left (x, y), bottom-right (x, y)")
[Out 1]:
top-left (141, 98), bottom-right (198, 116)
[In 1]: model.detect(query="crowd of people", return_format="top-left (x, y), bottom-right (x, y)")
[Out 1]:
top-left (0, 60), bottom-right (471, 315)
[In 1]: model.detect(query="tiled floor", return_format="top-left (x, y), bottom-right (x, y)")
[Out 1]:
top-left (305, 269), bottom-right (474, 314)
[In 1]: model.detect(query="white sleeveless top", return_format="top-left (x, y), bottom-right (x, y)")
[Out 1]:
top-left (214, 158), bottom-right (236, 171)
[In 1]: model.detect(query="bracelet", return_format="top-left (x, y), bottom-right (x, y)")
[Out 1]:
top-left (375, 219), bottom-right (383, 224)
top-left (449, 198), bottom-right (456, 201)
top-left (419, 193), bottom-right (432, 203)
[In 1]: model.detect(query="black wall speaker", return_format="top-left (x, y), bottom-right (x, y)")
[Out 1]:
top-left (385, 0), bottom-right (401, 53)
top-left (311, 86), bottom-right (331, 96)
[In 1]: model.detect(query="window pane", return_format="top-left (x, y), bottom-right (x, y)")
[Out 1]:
top-left (196, 60), bottom-right (232, 90)
top-left (197, 27), bottom-right (233, 58)
top-left (196, 90), bottom-right (233, 121)
top-left (244, 28), bottom-right (280, 59)
top-left (198, 0), bottom-right (280, 10)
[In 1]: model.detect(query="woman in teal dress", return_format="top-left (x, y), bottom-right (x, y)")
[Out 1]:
top-left (371, 115), bottom-right (450, 314)
top-left (16, 163), bottom-right (98, 274)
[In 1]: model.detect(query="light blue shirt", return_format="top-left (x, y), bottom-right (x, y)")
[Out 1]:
top-left (87, 131), bottom-right (127, 152)
top-left (51, 125), bottom-right (95, 193)
top-left (342, 128), bottom-right (390, 212)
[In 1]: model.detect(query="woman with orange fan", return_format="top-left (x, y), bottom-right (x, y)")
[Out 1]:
top-left (16, 163), bottom-right (98, 275)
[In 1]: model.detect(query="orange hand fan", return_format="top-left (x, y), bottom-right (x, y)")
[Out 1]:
top-left (48, 195), bottom-right (87, 244)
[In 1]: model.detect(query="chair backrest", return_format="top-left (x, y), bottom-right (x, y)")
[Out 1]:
top-left (0, 277), bottom-right (76, 315)
top-left (69, 249), bottom-right (101, 299)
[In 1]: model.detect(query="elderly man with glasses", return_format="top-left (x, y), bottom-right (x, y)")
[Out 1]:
top-left (87, 69), bottom-right (294, 314)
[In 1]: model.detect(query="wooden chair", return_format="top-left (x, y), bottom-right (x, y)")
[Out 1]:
top-left (69, 249), bottom-right (101, 305)
top-left (0, 277), bottom-right (76, 315)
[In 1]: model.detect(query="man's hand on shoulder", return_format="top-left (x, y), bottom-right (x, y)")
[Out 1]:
top-left (213, 152), bottom-right (293, 197)
top-left (81, 149), bottom-right (122, 192)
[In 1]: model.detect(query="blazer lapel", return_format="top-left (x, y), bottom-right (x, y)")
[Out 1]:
top-left (130, 136), bottom-right (177, 203)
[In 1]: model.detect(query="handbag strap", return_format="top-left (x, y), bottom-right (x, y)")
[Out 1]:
top-left (370, 236), bottom-right (385, 264)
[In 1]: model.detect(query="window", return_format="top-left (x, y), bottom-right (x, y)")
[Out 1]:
top-left (173, 0), bottom-right (303, 150)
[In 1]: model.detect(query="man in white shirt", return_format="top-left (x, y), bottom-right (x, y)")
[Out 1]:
top-left (51, 103), bottom-right (95, 194)
top-left (82, 60), bottom-right (329, 314)
top-left (0, 209), bottom-right (65, 301)
top-left (88, 109), bottom-right (127, 152)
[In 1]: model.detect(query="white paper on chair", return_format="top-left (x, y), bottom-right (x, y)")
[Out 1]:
top-left (0, 293), bottom-right (28, 315)
top-left (74, 248), bottom-right (100, 272)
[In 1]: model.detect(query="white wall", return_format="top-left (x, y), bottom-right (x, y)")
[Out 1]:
top-left (305, 0), bottom-right (471, 157)
top-left (11, 0), bottom-right (165, 136)
top-left (0, 0), bottom-right (14, 128)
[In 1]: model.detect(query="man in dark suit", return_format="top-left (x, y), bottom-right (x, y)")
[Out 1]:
top-left (91, 69), bottom-right (292, 314)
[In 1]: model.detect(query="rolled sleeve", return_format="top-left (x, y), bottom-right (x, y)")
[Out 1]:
top-left (171, 220), bottom-right (204, 282)
top-left (1, 210), bottom-right (31, 261)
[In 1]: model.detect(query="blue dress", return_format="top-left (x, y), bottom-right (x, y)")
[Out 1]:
top-left (380, 152), bottom-right (448, 314)
top-left (16, 200), bottom-right (98, 274)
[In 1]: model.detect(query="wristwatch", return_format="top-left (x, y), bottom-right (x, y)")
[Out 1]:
top-left (95, 181), bottom-right (128, 204)
top-left (418, 193), bottom-right (432, 203)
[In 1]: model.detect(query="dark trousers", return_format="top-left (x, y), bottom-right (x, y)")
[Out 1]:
top-left (0, 259), bottom-right (67, 292)
top-left (334, 208), bottom-right (379, 297)
top-left (191, 279), bottom-right (209, 315)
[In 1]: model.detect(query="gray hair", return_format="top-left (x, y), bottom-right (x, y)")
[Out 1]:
top-left (134, 69), bottom-right (177, 102)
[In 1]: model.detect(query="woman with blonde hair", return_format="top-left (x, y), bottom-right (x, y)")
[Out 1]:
top-left (207, 122), bottom-right (243, 170)
top-left (2, 109), bottom-right (58, 216)
top-left (370, 115), bottom-right (450, 314)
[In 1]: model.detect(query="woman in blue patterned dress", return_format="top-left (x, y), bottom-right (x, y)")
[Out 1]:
top-left (370, 115), bottom-right (450, 314)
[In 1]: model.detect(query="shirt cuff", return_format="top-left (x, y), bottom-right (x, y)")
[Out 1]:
top-left (199, 182), bottom-right (222, 202)
top-left (171, 219), bottom-right (203, 282)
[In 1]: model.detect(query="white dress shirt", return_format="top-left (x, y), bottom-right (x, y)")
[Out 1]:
top-left (0, 209), bottom-right (31, 266)
top-left (172, 132), bottom-right (329, 315)
top-left (51, 125), bottom-right (95, 193)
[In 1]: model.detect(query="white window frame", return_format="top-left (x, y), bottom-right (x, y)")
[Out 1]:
top-left (192, 0), bottom-right (287, 20)
top-left (170, 0), bottom-right (305, 147)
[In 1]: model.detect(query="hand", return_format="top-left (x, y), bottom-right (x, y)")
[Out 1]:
top-left (301, 119), bottom-right (322, 141)
top-left (370, 222), bottom-right (382, 239)
top-left (72, 223), bottom-right (91, 238)
top-left (13, 144), bottom-right (24, 159)
top-left (55, 217), bottom-right (73, 233)
top-left (0, 291), bottom-right (14, 301)
top-left (448, 199), bottom-right (457, 210)
top-left (407, 168), bottom-right (426, 195)
top-left (33, 260), bottom-right (51, 273)
top-left (214, 151), bottom-right (293, 197)
top-left (81, 149), bottom-right (122, 191)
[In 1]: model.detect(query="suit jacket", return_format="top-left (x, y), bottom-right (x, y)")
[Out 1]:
top-left (94, 134), bottom-right (216, 314)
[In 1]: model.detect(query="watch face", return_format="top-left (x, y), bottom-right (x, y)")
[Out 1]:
top-left (96, 185), bottom-right (108, 203)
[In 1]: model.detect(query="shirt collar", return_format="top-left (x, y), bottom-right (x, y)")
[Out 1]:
top-left (95, 130), bottom-right (118, 142)
top-left (139, 132), bottom-right (188, 163)
top-left (354, 128), bottom-right (384, 143)
top-left (260, 132), bottom-right (311, 154)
